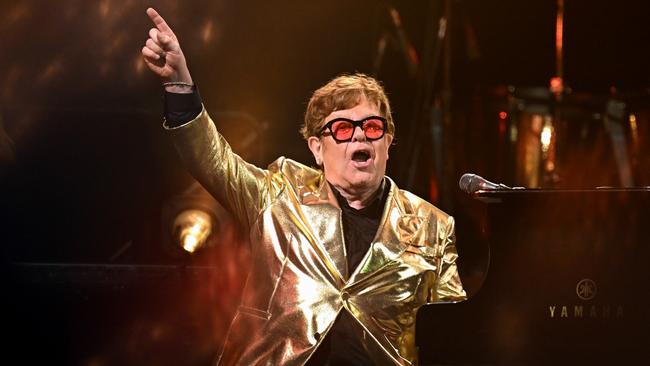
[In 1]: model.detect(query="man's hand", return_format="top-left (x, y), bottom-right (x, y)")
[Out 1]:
top-left (141, 8), bottom-right (194, 93)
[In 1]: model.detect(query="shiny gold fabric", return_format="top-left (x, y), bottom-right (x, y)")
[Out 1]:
top-left (165, 107), bottom-right (466, 366)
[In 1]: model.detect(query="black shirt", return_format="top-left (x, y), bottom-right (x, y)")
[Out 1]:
top-left (164, 89), bottom-right (389, 365)
top-left (305, 180), bottom-right (390, 366)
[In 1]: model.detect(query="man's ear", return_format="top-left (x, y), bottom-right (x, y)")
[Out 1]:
top-left (385, 134), bottom-right (393, 159)
top-left (307, 136), bottom-right (323, 166)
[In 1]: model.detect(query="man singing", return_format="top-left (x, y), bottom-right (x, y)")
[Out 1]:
top-left (142, 8), bottom-right (465, 366)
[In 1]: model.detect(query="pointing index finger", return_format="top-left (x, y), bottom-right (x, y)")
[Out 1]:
top-left (146, 7), bottom-right (174, 36)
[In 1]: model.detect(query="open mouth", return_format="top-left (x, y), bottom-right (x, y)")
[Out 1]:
top-left (351, 150), bottom-right (371, 162)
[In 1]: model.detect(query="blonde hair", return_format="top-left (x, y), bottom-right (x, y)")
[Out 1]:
top-left (300, 73), bottom-right (394, 140)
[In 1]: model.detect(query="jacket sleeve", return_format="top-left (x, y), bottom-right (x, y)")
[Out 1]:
top-left (428, 216), bottom-right (467, 304)
top-left (164, 106), bottom-right (278, 230)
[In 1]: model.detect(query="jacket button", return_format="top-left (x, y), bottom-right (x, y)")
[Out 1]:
top-left (341, 291), bottom-right (350, 301)
top-left (314, 332), bottom-right (321, 341)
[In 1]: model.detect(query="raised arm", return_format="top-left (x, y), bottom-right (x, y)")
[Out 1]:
top-left (142, 8), bottom-right (279, 229)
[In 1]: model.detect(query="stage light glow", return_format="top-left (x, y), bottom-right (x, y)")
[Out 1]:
top-left (174, 209), bottom-right (213, 253)
top-left (629, 114), bottom-right (637, 128)
top-left (183, 234), bottom-right (199, 253)
top-left (509, 124), bottom-right (518, 143)
top-left (629, 113), bottom-right (639, 144)
top-left (99, 0), bottom-right (110, 18)
top-left (134, 54), bottom-right (145, 75)
top-left (541, 124), bottom-right (553, 153)
top-left (550, 77), bottom-right (563, 94)
top-left (201, 20), bottom-right (214, 43)
top-left (162, 182), bottom-right (234, 258)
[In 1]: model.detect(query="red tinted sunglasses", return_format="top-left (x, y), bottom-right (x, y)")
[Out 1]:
top-left (320, 116), bottom-right (387, 142)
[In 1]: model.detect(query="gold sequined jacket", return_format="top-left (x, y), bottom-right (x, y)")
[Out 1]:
top-left (165, 107), bottom-right (466, 366)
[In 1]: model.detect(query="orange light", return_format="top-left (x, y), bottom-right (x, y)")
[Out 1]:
top-left (550, 77), bottom-right (563, 94)
top-left (201, 20), bottom-right (214, 44)
top-left (173, 209), bottom-right (213, 253)
top-left (629, 114), bottom-right (639, 143)
top-left (629, 113), bottom-right (637, 126)
top-left (498, 111), bottom-right (508, 120)
top-left (555, 0), bottom-right (564, 52)
top-left (429, 178), bottom-right (439, 204)
top-left (541, 124), bottom-right (553, 152)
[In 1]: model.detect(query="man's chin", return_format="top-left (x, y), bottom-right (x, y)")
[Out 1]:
top-left (346, 173), bottom-right (382, 191)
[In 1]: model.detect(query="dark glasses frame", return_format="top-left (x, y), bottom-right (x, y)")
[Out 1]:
top-left (320, 116), bottom-right (388, 142)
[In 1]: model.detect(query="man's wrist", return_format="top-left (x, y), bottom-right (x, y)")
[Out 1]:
top-left (163, 82), bottom-right (194, 94)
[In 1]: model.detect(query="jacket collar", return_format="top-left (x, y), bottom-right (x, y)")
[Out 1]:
top-left (295, 173), bottom-right (347, 284)
top-left (297, 172), bottom-right (427, 286)
top-left (346, 177), bottom-right (428, 286)
top-left (298, 171), bottom-right (337, 207)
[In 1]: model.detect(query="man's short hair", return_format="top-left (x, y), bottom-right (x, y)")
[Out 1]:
top-left (300, 73), bottom-right (395, 140)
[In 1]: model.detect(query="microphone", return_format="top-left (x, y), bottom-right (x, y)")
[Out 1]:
top-left (459, 173), bottom-right (511, 194)
top-left (388, 7), bottom-right (419, 76)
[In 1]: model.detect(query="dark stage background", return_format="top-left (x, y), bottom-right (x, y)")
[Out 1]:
top-left (2, 0), bottom-right (649, 365)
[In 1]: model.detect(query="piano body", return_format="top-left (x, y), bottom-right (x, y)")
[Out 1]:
top-left (417, 188), bottom-right (650, 365)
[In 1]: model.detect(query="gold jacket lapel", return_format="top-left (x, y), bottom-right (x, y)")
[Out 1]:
top-left (347, 179), bottom-right (426, 286)
top-left (298, 174), bottom-right (348, 284)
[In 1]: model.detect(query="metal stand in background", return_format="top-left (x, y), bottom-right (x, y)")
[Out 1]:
top-left (403, 0), bottom-right (449, 206)
top-left (546, 0), bottom-right (564, 187)
top-left (371, 5), bottom-right (419, 79)
top-left (371, 1), bottom-right (463, 208)
top-left (605, 97), bottom-right (634, 187)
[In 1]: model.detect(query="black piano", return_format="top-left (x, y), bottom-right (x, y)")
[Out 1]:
top-left (417, 188), bottom-right (650, 365)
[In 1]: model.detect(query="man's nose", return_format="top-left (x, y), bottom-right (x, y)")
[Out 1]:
top-left (351, 125), bottom-right (366, 142)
